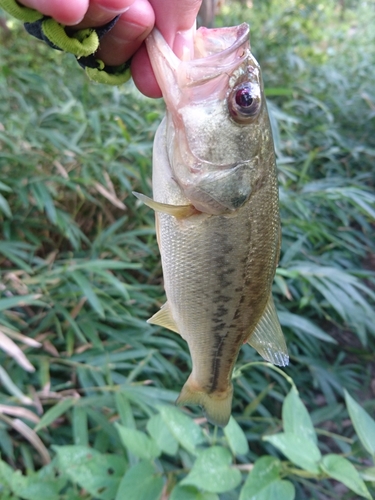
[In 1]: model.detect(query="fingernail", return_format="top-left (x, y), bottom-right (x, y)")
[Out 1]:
top-left (111, 21), bottom-right (149, 43)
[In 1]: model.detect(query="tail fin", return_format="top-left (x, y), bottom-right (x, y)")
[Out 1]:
top-left (176, 376), bottom-right (233, 427)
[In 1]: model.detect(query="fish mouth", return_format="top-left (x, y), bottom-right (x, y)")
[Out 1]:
top-left (146, 23), bottom-right (250, 103)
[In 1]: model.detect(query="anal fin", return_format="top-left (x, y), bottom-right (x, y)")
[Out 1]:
top-left (147, 302), bottom-right (179, 333)
top-left (247, 294), bottom-right (289, 367)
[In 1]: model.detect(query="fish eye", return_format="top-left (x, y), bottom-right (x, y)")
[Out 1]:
top-left (228, 82), bottom-right (261, 124)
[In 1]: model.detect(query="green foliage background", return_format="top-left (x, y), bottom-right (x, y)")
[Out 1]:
top-left (0, 0), bottom-right (374, 499)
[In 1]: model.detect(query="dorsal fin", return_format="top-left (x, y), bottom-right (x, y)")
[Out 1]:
top-left (147, 302), bottom-right (179, 333)
top-left (247, 294), bottom-right (289, 367)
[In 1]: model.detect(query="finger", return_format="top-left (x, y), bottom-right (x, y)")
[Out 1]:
top-left (75, 0), bottom-right (135, 29)
top-left (132, 0), bottom-right (202, 97)
top-left (149, 0), bottom-right (202, 56)
top-left (95, 0), bottom-right (154, 66)
top-left (131, 45), bottom-right (161, 98)
top-left (20, 0), bottom-right (89, 25)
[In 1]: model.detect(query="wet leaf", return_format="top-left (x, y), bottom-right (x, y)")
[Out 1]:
top-left (282, 387), bottom-right (317, 444)
top-left (170, 485), bottom-right (219, 500)
top-left (224, 416), bottom-right (249, 456)
top-left (146, 413), bottom-right (179, 456)
top-left (158, 405), bottom-right (205, 455)
top-left (116, 423), bottom-right (161, 461)
top-left (54, 445), bottom-right (126, 500)
top-left (181, 446), bottom-right (241, 494)
top-left (115, 460), bottom-right (164, 500)
top-left (320, 454), bottom-right (372, 499)
top-left (263, 433), bottom-right (321, 473)
top-left (240, 456), bottom-right (295, 500)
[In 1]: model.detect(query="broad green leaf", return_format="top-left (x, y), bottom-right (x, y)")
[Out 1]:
top-left (146, 414), bottom-right (179, 456)
top-left (282, 387), bottom-right (317, 444)
top-left (0, 457), bottom-right (14, 487)
top-left (116, 424), bottom-right (161, 461)
top-left (240, 456), bottom-right (294, 500)
top-left (10, 470), bottom-right (66, 500)
top-left (361, 467), bottom-right (375, 482)
top-left (158, 405), bottom-right (205, 455)
top-left (181, 446), bottom-right (241, 494)
top-left (320, 454), bottom-right (372, 499)
top-left (54, 445), bottom-right (126, 500)
top-left (35, 398), bottom-right (77, 432)
top-left (224, 416), bottom-right (249, 456)
top-left (170, 485), bottom-right (219, 500)
top-left (345, 390), bottom-right (375, 456)
top-left (115, 460), bottom-right (164, 500)
top-left (263, 432), bottom-right (321, 473)
top-left (240, 456), bottom-right (278, 500)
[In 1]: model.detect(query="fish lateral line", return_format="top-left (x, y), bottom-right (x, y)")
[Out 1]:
top-left (133, 191), bottom-right (199, 219)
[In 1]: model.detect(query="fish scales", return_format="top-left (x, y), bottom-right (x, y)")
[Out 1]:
top-left (137, 23), bottom-right (289, 426)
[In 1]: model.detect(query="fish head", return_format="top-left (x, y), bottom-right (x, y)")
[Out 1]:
top-left (146, 23), bottom-right (274, 215)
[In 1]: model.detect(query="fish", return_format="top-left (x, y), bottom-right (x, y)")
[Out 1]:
top-left (134, 23), bottom-right (288, 427)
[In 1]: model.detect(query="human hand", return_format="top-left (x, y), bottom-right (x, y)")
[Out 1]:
top-left (18, 0), bottom-right (202, 97)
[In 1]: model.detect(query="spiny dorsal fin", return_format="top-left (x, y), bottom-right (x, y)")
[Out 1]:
top-left (147, 302), bottom-right (179, 333)
top-left (247, 294), bottom-right (289, 367)
top-left (133, 192), bottom-right (197, 219)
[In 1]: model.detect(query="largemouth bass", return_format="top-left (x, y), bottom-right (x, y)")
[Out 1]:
top-left (135, 23), bottom-right (288, 427)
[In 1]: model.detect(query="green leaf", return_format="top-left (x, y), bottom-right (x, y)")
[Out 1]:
top-left (0, 294), bottom-right (44, 312)
top-left (0, 193), bottom-right (12, 217)
top-left (71, 271), bottom-right (105, 318)
top-left (361, 467), bottom-right (375, 482)
top-left (170, 485), bottom-right (219, 500)
top-left (35, 398), bottom-right (77, 432)
top-left (320, 454), bottom-right (372, 499)
top-left (0, 457), bottom-right (14, 487)
top-left (240, 456), bottom-right (295, 500)
top-left (181, 446), bottom-right (241, 494)
top-left (263, 432), bottom-right (321, 473)
top-left (72, 406), bottom-right (89, 447)
top-left (345, 390), bottom-right (375, 456)
top-left (116, 424), bottom-right (161, 461)
top-left (146, 414), bottom-right (179, 456)
top-left (158, 405), bottom-right (205, 455)
top-left (115, 460), bottom-right (164, 500)
top-left (0, 365), bottom-right (33, 404)
top-left (278, 312), bottom-right (337, 343)
top-left (54, 445), bottom-right (126, 500)
top-left (282, 387), bottom-right (317, 444)
top-left (224, 416), bottom-right (249, 456)
top-left (10, 469), bottom-right (66, 500)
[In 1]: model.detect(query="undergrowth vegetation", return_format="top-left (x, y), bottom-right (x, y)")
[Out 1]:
top-left (0, 0), bottom-right (374, 499)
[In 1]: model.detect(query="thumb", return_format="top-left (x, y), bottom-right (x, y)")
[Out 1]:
top-left (149, 0), bottom-right (202, 58)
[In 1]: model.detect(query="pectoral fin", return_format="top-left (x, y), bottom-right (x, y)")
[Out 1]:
top-left (147, 302), bottom-right (179, 333)
top-left (247, 294), bottom-right (289, 367)
top-left (133, 192), bottom-right (197, 219)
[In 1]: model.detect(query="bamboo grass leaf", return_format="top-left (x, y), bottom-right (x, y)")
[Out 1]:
top-left (70, 271), bottom-right (105, 318)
